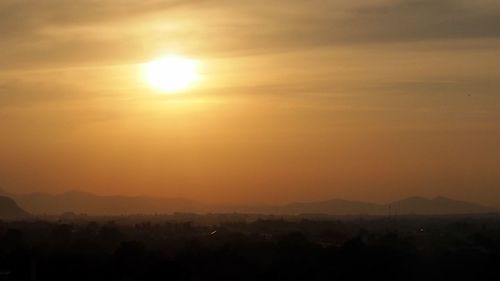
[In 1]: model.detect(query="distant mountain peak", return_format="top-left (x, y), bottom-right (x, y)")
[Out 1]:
top-left (0, 196), bottom-right (31, 220)
top-left (389, 196), bottom-right (496, 215)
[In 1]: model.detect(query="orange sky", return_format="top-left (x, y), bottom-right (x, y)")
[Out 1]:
top-left (1, 0), bottom-right (500, 204)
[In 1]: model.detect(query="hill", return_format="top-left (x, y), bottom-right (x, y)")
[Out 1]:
top-left (388, 196), bottom-right (496, 215)
top-left (0, 196), bottom-right (31, 220)
top-left (2, 190), bottom-right (206, 215)
top-left (0, 188), bottom-right (496, 216)
top-left (282, 196), bottom-right (497, 216)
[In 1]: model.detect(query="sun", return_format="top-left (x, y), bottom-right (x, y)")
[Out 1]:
top-left (143, 55), bottom-right (200, 93)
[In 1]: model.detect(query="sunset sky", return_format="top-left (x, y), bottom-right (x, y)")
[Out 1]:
top-left (1, 0), bottom-right (500, 205)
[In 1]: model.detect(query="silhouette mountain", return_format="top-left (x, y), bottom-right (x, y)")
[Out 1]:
top-left (0, 196), bottom-right (31, 220)
top-left (280, 196), bottom-right (496, 215)
top-left (4, 190), bottom-right (206, 215)
top-left (0, 188), bottom-right (496, 216)
top-left (388, 196), bottom-right (496, 215)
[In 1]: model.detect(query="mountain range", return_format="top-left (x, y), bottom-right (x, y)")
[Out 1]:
top-left (0, 189), bottom-right (205, 215)
top-left (0, 189), bottom-right (497, 216)
top-left (280, 196), bottom-right (497, 216)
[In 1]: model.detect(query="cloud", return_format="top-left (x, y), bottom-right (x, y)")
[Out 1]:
top-left (0, 0), bottom-right (209, 34)
top-left (1, 0), bottom-right (499, 70)
top-left (221, 0), bottom-right (500, 51)
top-left (0, 0), bottom-right (214, 68)
top-left (348, 0), bottom-right (500, 41)
top-left (0, 78), bottom-right (89, 106)
top-left (0, 0), bottom-right (499, 109)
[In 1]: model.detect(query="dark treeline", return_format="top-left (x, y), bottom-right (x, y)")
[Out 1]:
top-left (1, 215), bottom-right (500, 281)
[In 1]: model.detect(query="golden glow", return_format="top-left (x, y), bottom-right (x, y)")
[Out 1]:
top-left (143, 55), bottom-right (200, 93)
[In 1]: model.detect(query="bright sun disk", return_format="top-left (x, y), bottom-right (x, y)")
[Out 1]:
top-left (143, 55), bottom-right (200, 93)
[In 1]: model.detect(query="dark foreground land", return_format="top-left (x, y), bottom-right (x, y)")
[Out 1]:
top-left (2, 214), bottom-right (500, 281)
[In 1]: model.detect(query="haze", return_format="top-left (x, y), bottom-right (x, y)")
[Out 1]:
top-left (1, 0), bottom-right (499, 206)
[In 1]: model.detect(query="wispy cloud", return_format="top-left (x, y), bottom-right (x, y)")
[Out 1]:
top-left (1, 0), bottom-right (499, 69)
